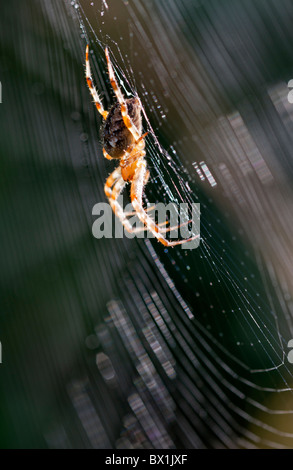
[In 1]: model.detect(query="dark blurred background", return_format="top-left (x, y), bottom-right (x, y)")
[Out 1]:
top-left (1, 0), bottom-right (293, 448)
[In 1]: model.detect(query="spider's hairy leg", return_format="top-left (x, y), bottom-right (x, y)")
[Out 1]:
top-left (104, 166), bottom-right (122, 199)
top-left (105, 47), bottom-right (140, 141)
top-left (104, 167), bottom-right (134, 228)
top-left (118, 131), bottom-right (148, 182)
top-left (104, 165), bottom-right (198, 238)
top-left (144, 169), bottom-right (150, 185)
top-left (104, 166), bottom-right (152, 233)
top-left (108, 177), bottom-right (130, 227)
top-left (103, 148), bottom-right (115, 160)
top-left (122, 132), bottom-right (149, 161)
top-left (105, 170), bottom-right (145, 233)
top-left (86, 45), bottom-right (108, 120)
top-left (131, 159), bottom-right (199, 247)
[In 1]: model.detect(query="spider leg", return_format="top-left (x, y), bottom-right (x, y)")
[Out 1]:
top-left (108, 177), bottom-right (130, 227)
top-left (104, 166), bottom-right (122, 199)
top-left (110, 178), bottom-right (151, 233)
top-left (124, 203), bottom-right (154, 217)
top-left (119, 133), bottom-right (148, 172)
top-left (86, 45), bottom-right (108, 120)
top-left (130, 159), bottom-right (200, 247)
top-left (122, 167), bottom-right (150, 217)
top-left (105, 47), bottom-right (140, 141)
top-left (103, 148), bottom-right (115, 160)
top-left (104, 166), bottom-right (192, 237)
top-left (104, 167), bottom-right (135, 231)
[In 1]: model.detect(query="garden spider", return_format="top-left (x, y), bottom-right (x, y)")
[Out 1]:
top-left (86, 45), bottom-right (198, 246)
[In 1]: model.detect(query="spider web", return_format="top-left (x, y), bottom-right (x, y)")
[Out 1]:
top-left (1, 0), bottom-right (293, 449)
top-left (68, 0), bottom-right (293, 448)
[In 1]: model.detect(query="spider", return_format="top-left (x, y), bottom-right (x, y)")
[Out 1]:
top-left (86, 45), bottom-right (198, 247)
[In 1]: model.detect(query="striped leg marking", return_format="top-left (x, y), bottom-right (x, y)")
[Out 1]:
top-left (130, 160), bottom-right (199, 246)
top-left (105, 47), bottom-right (140, 141)
top-left (86, 45), bottom-right (108, 120)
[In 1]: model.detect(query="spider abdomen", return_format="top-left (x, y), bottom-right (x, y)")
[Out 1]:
top-left (102, 98), bottom-right (142, 159)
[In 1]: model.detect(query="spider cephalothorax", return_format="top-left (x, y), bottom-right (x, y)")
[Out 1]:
top-left (86, 45), bottom-right (197, 246)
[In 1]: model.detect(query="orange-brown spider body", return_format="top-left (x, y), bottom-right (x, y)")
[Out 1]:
top-left (102, 97), bottom-right (145, 182)
top-left (86, 45), bottom-right (198, 247)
